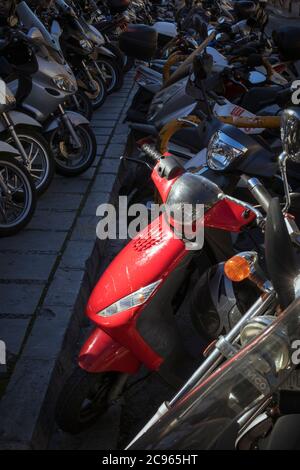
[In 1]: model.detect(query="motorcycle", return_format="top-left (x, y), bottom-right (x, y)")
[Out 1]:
top-left (4, 2), bottom-right (97, 177)
top-left (0, 71), bottom-right (54, 195)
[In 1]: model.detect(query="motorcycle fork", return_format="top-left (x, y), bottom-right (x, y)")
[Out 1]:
top-left (2, 113), bottom-right (29, 165)
top-left (58, 105), bottom-right (81, 150)
top-left (81, 60), bottom-right (98, 92)
top-left (91, 59), bottom-right (105, 81)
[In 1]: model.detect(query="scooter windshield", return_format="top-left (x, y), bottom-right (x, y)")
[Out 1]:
top-left (130, 297), bottom-right (300, 450)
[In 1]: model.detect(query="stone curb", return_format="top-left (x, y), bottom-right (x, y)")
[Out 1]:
top-left (0, 76), bottom-right (136, 450)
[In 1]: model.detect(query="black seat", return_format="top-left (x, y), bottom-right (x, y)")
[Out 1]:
top-left (240, 85), bottom-right (283, 114)
top-left (273, 27), bottom-right (300, 61)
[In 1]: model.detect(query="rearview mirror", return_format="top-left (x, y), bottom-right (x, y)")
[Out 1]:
top-left (281, 108), bottom-right (300, 163)
top-left (28, 27), bottom-right (44, 42)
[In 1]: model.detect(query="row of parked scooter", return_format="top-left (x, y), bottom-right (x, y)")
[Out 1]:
top-left (0, 0), bottom-right (163, 237)
top-left (52, 0), bottom-right (300, 451)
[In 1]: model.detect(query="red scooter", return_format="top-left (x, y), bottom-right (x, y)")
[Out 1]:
top-left (55, 143), bottom-right (258, 433)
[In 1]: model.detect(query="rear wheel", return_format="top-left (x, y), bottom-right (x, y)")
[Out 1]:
top-left (55, 367), bottom-right (119, 434)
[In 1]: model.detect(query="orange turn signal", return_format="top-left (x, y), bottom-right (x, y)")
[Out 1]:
top-left (224, 255), bottom-right (251, 282)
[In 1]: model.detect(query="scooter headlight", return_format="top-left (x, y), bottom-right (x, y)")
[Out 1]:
top-left (80, 39), bottom-right (93, 53)
top-left (97, 280), bottom-right (162, 317)
top-left (240, 316), bottom-right (290, 372)
top-left (52, 75), bottom-right (77, 93)
top-left (207, 131), bottom-right (247, 171)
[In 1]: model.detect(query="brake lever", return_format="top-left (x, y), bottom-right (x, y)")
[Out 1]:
top-left (120, 156), bottom-right (153, 171)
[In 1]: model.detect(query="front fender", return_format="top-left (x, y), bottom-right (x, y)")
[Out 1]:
top-left (6, 110), bottom-right (42, 129)
top-left (96, 46), bottom-right (116, 58)
top-left (44, 111), bottom-right (90, 133)
top-left (0, 141), bottom-right (21, 157)
top-left (78, 328), bottom-right (141, 374)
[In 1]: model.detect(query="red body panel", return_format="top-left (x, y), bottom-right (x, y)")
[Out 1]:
top-left (78, 328), bottom-right (141, 374)
top-left (85, 214), bottom-right (187, 371)
top-left (204, 198), bottom-right (256, 232)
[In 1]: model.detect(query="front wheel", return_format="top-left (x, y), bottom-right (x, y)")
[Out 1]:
top-left (78, 71), bottom-right (107, 110)
top-left (6, 128), bottom-right (55, 195)
top-left (95, 57), bottom-right (124, 93)
top-left (0, 155), bottom-right (36, 236)
top-left (50, 124), bottom-right (97, 177)
top-left (55, 367), bottom-right (120, 434)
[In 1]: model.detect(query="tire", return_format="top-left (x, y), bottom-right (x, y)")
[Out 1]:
top-left (95, 57), bottom-right (124, 93)
top-left (0, 155), bottom-right (36, 237)
top-left (65, 90), bottom-right (93, 121)
top-left (81, 73), bottom-right (107, 110)
top-left (6, 127), bottom-right (55, 196)
top-left (51, 124), bottom-right (97, 177)
top-left (55, 367), bottom-right (119, 434)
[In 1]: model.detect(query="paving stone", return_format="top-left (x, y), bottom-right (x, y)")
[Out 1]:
top-left (43, 269), bottom-right (86, 307)
top-left (92, 173), bottom-right (116, 192)
top-left (114, 123), bottom-right (130, 134)
top-left (0, 284), bottom-right (43, 317)
top-left (91, 127), bottom-right (113, 136)
top-left (0, 253), bottom-right (57, 282)
top-left (0, 231), bottom-right (66, 254)
top-left (0, 318), bottom-right (31, 356)
top-left (110, 134), bottom-right (128, 144)
top-left (70, 215), bottom-right (99, 242)
top-left (81, 192), bottom-right (111, 217)
top-left (79, 166), bottom-right (97, 181)
top-left (105, 144), bottom-right (125, 158)
top-left (26, 211), bottom-right (75, 232)
top-left (91, 120), bottom-right (116, 127)
top-left (0, 356), bottom-right (56, 449)
top-left (22, 305), bottom-right (76, 360)
top-left (60, 241), bottom-right (95, 270)
top-left (95, 135), bottom-right (110, 145)
top-left (99, 157), bottom-right (121, 174)
top-left (37, 193), bottom-right (83, 211)
top-left (49, 178), bottom-right (90, 194)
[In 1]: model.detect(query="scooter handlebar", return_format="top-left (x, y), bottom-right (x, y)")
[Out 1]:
top-left (141, 144), bottom-right (162, 162)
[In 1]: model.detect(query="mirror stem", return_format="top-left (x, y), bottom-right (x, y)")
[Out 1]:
top-left (278, 151), bottom-right (291, 213)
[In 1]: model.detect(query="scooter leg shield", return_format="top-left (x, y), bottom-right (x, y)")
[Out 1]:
top-left (78, 327), bottom-right (141, 374)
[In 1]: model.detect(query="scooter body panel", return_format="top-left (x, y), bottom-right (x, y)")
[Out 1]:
top-left (78, 328), bottom-right (141, 374)
top-left (86, 215), bottom-right (188, 371)
top-left (21, 56), bottom-right (76, 122)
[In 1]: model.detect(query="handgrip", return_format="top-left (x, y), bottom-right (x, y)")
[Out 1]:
top-left (242, 175), bottom-right (272, 212)
top-left (141, 144), bottom-right (162, 162)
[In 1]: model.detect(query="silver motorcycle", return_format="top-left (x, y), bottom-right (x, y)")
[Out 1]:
top-left (6, 2), bottom-right (97, 176)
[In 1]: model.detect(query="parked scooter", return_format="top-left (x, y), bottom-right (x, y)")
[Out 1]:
top-left (127, 110), bottom-right (300, 449)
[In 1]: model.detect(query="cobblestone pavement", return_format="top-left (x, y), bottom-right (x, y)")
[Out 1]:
top-left (0, 70), bottom-right (136, 449)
